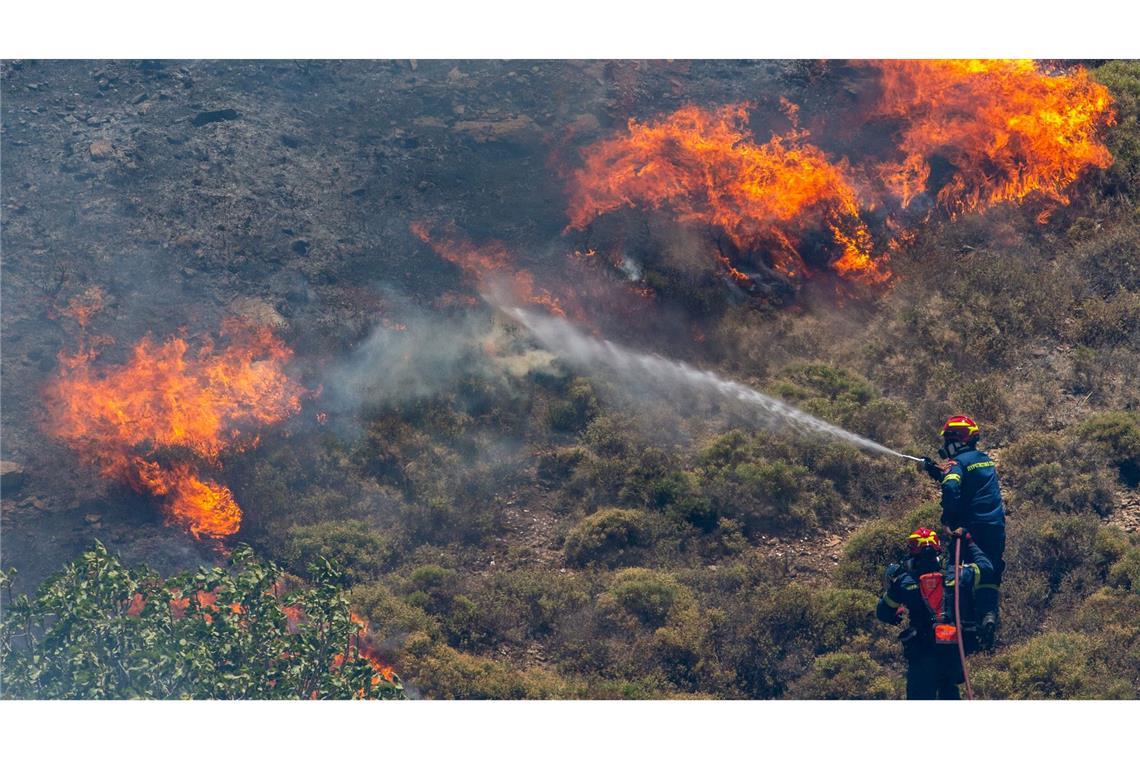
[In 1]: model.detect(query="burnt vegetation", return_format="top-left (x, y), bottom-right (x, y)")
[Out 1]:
top-left (2, 60), bottom-right (1139, 699)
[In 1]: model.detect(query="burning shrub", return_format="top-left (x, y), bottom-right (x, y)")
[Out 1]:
top-left (866, 60), bottom-right (1114, 217)
top-left (43, 323), bottom-right (303, 539)
top-left (0, 543), bottom-right (403, 699)
top-left (563, 508), bottom-right (655, 568)
top-left (565, 103), bottom-right (889, 285)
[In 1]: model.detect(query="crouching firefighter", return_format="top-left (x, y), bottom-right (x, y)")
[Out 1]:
top-left (876, 527), bottom-right (994, 700)
top-left (921, 415), bottom-right (1004, 649)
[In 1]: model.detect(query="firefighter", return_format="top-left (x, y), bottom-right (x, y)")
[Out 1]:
top-left (921, 415), bottom-right (1004, 649)
top-left (876, 527), bottom-right (993, 700)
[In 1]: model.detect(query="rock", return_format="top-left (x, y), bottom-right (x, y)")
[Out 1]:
top-left (451, 114), bottom-right (538, 143)
top-left (191, 108), bottom-right (240, 127)
top-left (568, 112), bottom-right (601, 136)
top-left (89, 139), bottom-right (114, 160)
top-left (84, 513), bottom-right (101, 524)
top-left (0, 461), bottom-right (26, 494)
top-left (230, 296), bottom-right (288, 329)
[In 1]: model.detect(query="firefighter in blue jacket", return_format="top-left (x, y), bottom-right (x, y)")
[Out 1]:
top-left (876, 527), bottom-right (993, 699)
top-left (921, 415), bottom-right (1004, 649)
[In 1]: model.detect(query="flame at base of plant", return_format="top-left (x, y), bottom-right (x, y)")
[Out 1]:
top-left (868, 60), bottom-right (1115, 217)
top-left (411, 221), bottom-right (576, 317)
top-left (564, 104), bottom-right (891, 285)
top-left (44, 322), bottom-right (303, 539)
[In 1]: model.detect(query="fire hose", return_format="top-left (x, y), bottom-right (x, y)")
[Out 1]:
top-left (953, 532), bottom-right (975, 700)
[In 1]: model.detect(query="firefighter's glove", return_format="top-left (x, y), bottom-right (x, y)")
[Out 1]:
top-left (922, 457), bottom-right (943, 483)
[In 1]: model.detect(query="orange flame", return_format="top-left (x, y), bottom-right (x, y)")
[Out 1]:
top-left (564, 104), bottom-right (890, 284)
top-left (868, 60), bottom-right (1114, 217)
top-left (411, 221), bottom-right (572, 315)
top-left (44, 322), bottom-right (303, 539)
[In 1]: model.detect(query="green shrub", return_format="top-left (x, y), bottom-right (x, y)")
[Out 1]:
top-left (1073, 292), bottom-right (1140, 349)
top-left (717, 583), bottom-right (882, 698)
top-left (547, 378), bottom-right (599, 433)
top-left (1109, 546), bottom-right (1140, 593)
top-left (1002, 433), bottom-right (1116, 515)
top-left (279, 520), bottom-right (396, 586)
top-left (1072, 224), bottom-right (1140, 296)
top-left (455, 570), bottom-right (591, 647)
top-left (349, 581), bottom-right (437, 642)
top-left (563, 509), bottom-right (654, 568)
top-left (995, 632), bottom-right (1133, 699)
top-left (536, 446), bottom-right (585, 488)
top-left (602, 569), bottom-right (686, 626)
top-left (835, 502), bottom-right (941, 591)
top-left (399, 632), bottom-right (581, 699)
top-left (1078, 410), bottom-right (1140, 486)
top-left (785, 651), bottom-right (900, 699)
top-left (1092, 60), bottom-right (1140, 195)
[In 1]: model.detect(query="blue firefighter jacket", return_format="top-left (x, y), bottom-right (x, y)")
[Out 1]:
top-left (876, 541), bottom-right (994, 652)
top-left (939, 447), bottom-right (1005, 529)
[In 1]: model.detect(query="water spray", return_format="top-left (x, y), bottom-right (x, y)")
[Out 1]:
top-left (499, 300), bottom-right (922, 464)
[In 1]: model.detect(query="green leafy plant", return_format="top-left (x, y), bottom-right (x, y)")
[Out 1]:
top-left (0, 542), bottom-right (404, 700)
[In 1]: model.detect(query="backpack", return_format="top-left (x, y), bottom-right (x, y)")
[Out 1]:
top-left (899, 563), bottom-right (979, 654)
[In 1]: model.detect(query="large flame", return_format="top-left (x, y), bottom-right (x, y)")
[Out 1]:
top-left (564, 104), bottom-right (890, 284)
top-left (44, 322), bottom-right (303, 539)
top-left (868, 60), bottom-right (1114, 216)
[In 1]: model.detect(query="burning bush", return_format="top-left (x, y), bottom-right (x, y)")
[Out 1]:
top-left (43, 323), bottom-right (303, 539)
top-left (565, 104), bottom-right (890, 285)
top-left (866, 60), bottom-right (1115, 217)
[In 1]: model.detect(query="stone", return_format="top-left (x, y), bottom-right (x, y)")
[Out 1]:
top-left (451, 114), bottom-right (538, 143)
top-left (0, 461), bottom-right (26, 494)
top-left (191, 109), bottom-right (240, 127)
top-left (230, 296), bottom-right (288, 329)
top-left (89, 139), bottom-right (114, 160)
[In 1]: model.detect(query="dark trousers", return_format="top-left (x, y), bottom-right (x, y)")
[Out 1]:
top-left (968, 521), bottom-right (1005, 621)
top-left (906, 648), bottom-right (962, 700)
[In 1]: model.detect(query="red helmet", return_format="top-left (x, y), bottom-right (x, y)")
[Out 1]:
top-left (907, 527), bottom-right (942, 557)
top-left (941, 415), bottom-right (980, 445)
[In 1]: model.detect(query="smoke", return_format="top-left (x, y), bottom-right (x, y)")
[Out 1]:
top-left (500, 298), bottom-right (914, 461)
top-left (322, 297), bottom-right (557, 415)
